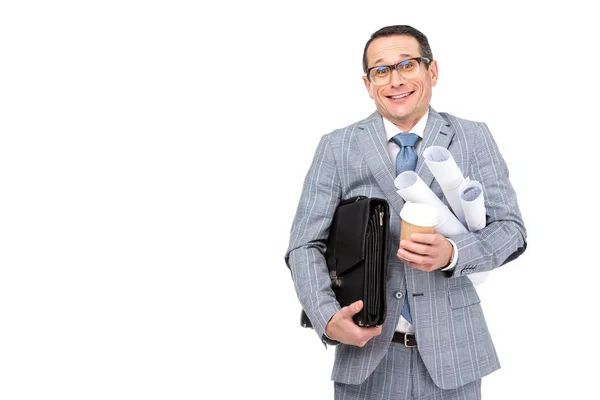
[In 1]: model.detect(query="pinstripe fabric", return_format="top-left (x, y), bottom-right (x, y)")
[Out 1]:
top-left (391, 132), bottom-right (420, 325)
top-left (285, 108), bottom-right (527, 392)
top-left (334, 344), bottom-right (481, 400)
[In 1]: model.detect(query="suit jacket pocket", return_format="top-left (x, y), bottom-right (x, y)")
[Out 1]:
top-left (448, 284), bottom-right (481, 309)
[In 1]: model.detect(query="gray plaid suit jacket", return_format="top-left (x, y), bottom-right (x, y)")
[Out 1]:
top-left (285, 108), bottom-right (527, 390)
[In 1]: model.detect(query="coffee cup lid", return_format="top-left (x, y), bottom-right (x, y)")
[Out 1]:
top-left (400, 202), bottom-right (438, 227)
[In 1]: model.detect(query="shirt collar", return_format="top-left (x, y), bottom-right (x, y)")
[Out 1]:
top-left (383, 110), bottom-right (429, 142)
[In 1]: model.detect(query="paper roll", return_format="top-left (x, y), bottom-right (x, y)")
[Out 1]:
top-left (394, 171), bottom-right (467, 236)
top-left (423, 146), bottom-right (467, 227)
top-left (460, 179), bottom-right (486, 232)
top-left (395, 171), bottom-right (488, 286)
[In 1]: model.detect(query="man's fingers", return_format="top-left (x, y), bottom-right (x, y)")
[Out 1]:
top-left (365, 325), bottom-right (383, 336)
top-left (409, 232), bottom-right (440, 244)
top-left (330, 302), bottom-right (383, 347)
top-left (351, 324), bottom-right (382, 346)
top-left (340, 300), bottom-right (363, 318)
top-left (400, 240), bottom-right (431, 256)
top-left (398, 246), bottom-right (428, 263)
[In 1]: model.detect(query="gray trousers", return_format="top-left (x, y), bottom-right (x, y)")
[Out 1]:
top-left (334, 342), bottom-right (481, 400)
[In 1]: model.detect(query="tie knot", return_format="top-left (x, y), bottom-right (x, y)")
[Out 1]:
top-left (392, 132), bottom-right (419, 148)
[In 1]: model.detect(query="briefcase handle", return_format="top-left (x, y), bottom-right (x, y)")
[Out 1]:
top-left (300, 310), bottom-right (313, 328)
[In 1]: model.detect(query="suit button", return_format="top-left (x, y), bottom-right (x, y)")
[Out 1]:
top-left (395, 291), bottom-right (403, 299)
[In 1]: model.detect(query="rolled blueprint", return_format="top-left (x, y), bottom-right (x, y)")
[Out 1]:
top-left (395, 171), bottom-right (488, 286)
top-left (457, 179), bottom-right (489, 285)
top-left (422, 146), bottom-right (467, 227)
top-left (459, 179), bottom-right (486, 232)
top-left (394, 171), bottom-right (468, 235)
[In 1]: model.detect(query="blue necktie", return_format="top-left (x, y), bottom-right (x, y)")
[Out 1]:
top-left (391, 132), bottom-right (419, 324)
top-left (391, 133), bottom-right (419, 176)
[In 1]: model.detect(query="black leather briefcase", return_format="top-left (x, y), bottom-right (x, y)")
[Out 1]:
top-left (300, 196), bottom-right (390, 329)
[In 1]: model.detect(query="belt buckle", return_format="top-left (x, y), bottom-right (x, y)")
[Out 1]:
top-left (404, 333), bottom-right (416, 348)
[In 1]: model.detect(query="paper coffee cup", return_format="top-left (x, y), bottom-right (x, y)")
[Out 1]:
top-left (400, 202), bottom-right (439, 242)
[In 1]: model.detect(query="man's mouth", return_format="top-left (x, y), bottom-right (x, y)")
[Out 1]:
top-left (387, 91), bottom-right (414, 100)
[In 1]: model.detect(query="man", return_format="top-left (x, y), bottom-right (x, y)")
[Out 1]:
top-left (285, 25), bottom-right (526, 400)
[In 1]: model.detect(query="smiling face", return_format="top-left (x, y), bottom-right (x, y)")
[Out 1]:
top-left (363, 35), bottom-right (438, 132)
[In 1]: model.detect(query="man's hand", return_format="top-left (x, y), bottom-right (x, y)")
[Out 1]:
top-left (325, 300), bottom-right (382, 347)
top-left (397, 233), bottom-right (453, 272)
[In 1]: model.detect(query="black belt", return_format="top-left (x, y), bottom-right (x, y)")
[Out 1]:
top-left (392, 332), bottom-right (417, 347)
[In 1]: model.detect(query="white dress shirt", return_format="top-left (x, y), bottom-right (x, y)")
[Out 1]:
top-left (382, 112), bottom-right (458, 333)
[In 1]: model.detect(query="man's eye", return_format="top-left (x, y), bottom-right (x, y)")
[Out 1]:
top-left (374, 67), bottom-right (390, 76)
top-left (399, 60), bottom-right (417, 71)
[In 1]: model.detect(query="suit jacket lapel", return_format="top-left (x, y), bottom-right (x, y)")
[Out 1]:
top-left (356, 112), bottom-right (405, 216)
top-left (415, 108), bottom-right (454, 188)
top-left (355, 109), bottom-right (455, 215)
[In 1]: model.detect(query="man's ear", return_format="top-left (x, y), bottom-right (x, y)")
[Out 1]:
top-left (362, 75), bottom-right (375, 99)
top-left (429, 60), bottom-right (439, 87)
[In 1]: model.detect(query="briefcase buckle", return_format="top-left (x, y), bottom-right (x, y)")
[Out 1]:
top-left (404, 334), bottom-right (416, 348)
top-left (330, 271), bottom-right (342, 288)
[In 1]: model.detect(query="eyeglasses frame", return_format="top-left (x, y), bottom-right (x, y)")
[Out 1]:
top-left (366, 57), bottom-right (432, 84)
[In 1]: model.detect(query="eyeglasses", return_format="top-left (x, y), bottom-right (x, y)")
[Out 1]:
top-left (366, 57), bottom-right (431, 86)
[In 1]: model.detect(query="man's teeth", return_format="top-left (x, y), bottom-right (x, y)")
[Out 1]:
top-left (391, 93), bottom-right (410, 99)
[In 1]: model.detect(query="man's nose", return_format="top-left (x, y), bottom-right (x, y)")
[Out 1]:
top-left (389, 69), bottom-right (406, 86)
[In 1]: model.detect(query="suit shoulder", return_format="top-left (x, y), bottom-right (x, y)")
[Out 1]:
top-left (436, 111), bottom-right (490, 140)
top-left (437, 111), bottom-right (486, 129)
top-left (323, 113), bottom-right (376, 142)
top-left (325, 121), bottom-right (362, 140)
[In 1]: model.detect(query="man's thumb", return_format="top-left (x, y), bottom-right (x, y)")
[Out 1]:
top-left (350, 300), bottom-right (363, 315)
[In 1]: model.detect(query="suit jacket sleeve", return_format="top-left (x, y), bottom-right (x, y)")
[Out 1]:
top-left (285, 134), bottom-right (343, 343)
top-left (447, 122), bottom-right (527, 277)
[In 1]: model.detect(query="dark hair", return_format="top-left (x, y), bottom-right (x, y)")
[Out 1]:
top-left (362, 25), bottom-right (433, 73)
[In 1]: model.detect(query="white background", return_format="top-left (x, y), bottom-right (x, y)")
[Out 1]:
top-left (1, 1), bottom-right (599, 399)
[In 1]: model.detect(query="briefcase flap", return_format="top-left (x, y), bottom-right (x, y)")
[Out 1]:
top-left (326, 197), bottom-right (387, 277)
top-left (300, 196), bottom-right (389, 330)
